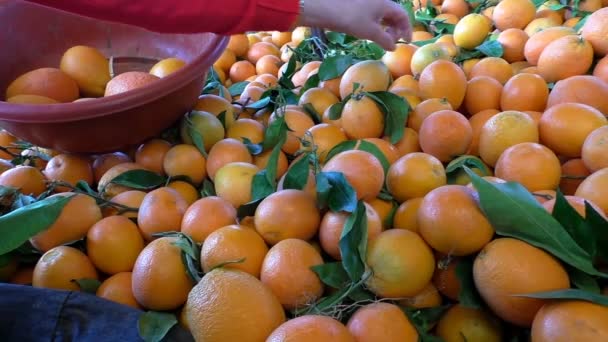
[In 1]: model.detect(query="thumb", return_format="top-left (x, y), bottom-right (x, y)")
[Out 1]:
top-left (367, 26), bottom-right (397, 51)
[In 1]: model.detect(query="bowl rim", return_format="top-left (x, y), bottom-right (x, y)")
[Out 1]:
top-left (0, 19), bottom-right (229, 124)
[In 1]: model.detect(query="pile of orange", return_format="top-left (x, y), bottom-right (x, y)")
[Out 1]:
top-left (2, 2), bottom-right (608, 341)
top-left (4, 45), bottom-right (188, 104)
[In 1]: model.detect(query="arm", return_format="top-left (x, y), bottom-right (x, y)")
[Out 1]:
top-left (24, 0), bottom-right (300, 35)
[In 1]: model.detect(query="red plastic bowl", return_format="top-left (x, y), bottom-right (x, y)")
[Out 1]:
top-left (0, 1), bottom-right (228, 153)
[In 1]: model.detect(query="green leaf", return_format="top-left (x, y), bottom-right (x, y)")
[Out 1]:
top-left (403, 305), bottom-right (451, 334)
top-left (301, 73), bottom-right (320, 94)
top-left (586, 201), bottom-right (608, 263)
top-left (278, 55), bottom-right (298, 89)
top-left (75, 180), bottom-right (97, 196)
top-left (241, 137), bottom-right (263, 156)
top-left (325, 140), bottom-right (358, 163)
top-left (283, 152), bottom-right (311, 191)
top-left (217, 110), bottom-right (228, 129)
top-left (137, 311), bottom-right (178, 342)
top-left (568, 267), bottom-right (600, 294)
top-left (184, 113), bottom-right (208, 157)
top-left (476, 39), bottom-right (504, 58)
top-left (251, 170), bottom-right (275, 202)
top-left (201, 80), bottom-right (221, 95)
top-left (109, 170), bottom-right (167, 191)
top-left (464, 167), bottom-right (607, 278)
top-left (315, 172), bottom-right (358, 213)
top-left (236, 198), bottom-right (263, 220)
top-left (302, 103), bottom-right (322, 124)
top-left (573, 14), bottom-right (590, 32)
top-left (339, 201), bottom-right (368, 282)
top-left (0, 194), bottom-right (73, 255)
top-left (515, 288), bottom-right (608, 306)
top-left (455, 257), bottom-right (483, 309)
top-left (446, 155), bottom-right (491, 184)
top-left (200, 179), bottom-right (216, 197)
top-left (552, 189), bottom-right (595, 258)
top-left (262, 113), bottom-right (289, 151)
top-left (208, 257), bottom-right (246, 272)
top-left (71, 278), bottom-right (101, 294)
top-left (327, 101), bottom-right (346, 120)
top-left (365, 91), bottom-right (409, 144)
top-left (411, 35), bottom-right (442, 47)
top-left (264, 134), bottom-right (287, 186)
top-left (356, 140), bottom-right (391, 175)
top-left (311, 262), bottom-right (350, 289)
top-left (228, 81), bottom-right (249, 97)
top-left (245, 96), bottom-right (272, 110)
top-left (318, 55), bottom-right (354, 81)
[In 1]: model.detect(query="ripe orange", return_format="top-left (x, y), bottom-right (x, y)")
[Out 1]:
top-left (339, 60), bottom-right (391, 99)
top-left (247, 42), bottom-right (280, 64)
top-left (6, 94), bottom-right (59, 104)
top-left (366, 229), bottom-right (435, 297)
top-left (132, 236), bottom-right (194, 311)
top-left (387, 152), bottom-right (447, 203)
top-left (560, 159), bottom-right (592, 196)
top-left (254, 189), bottom-right (321, 245)
top-left (260, 239), bottom-right (324, 310)
top-left (298, 87), bottom-right (340, 118)
top-left (469, 57), bottom-right (514, 85)
top-left (418, 185), bottom-right (495, 256)
top-left (361, 138), bottom-right (399, 165)
top-left (227, 34), bottom-right (249, 57)
top-left (181, 196), bottom-right (238, 243)
top-left (410, 42), bottom-right (452, 76)
top-left (96, 272), bottom-right (142, 309)
top-left (185, 268), bottom-right (286, 342)
top-left (0, 165), bottom-right (47, 197)
top-left (60, 45), bottom-right (111, 97)
top-left (418, 60), bottom-right (467, 110)
top-left (531, 300), bottom-right (608, 341)
top-left (193, 94), bottom-right (235, 130)
top-left (537, 35), bottom-right (594, 83)
top-left (408, 97), bottom-right (453, 132)
top-left (134, 139), bottom-right (172, 175)
top-left (300, 123), bottom-right (347, 163)
top-left (492, 0), bottom-right (536, 31)
top-left (30, 193), bottom-right (102, 253)
top-left (213, 162), bottom-right (260, 208)
top-left (201, 224), bottom-right (268, 277)
top-left (32, 245), bottom-right (98, 291)
top-left (149, 57), bottom-right (187, 78)
top-left (229, 60), bottom-right (256, 83)
top-left (436, 305), bottom-right (503, 342)
top-left (137, 187), bottom-right (189, 241)
top-left (497, 28), bottom-right (529, 63)
top-left (523, 26), bottom-right (575, 65)
top-left (6, 67), bottom-right (79, 103)
top-left (540, 103), bottom-right (607, 158)
top-left (419, 110), bottom-right (472, 162)
top-left (98, 162), bottom-right (149, 198)
top-left (463, 76), bottom-right (503, 115)
top-left (399, 282), bottom-right (443, 309)
top-left (453, 13), bottom-right (492, 50)
top-left (432, 255), bottom-right (462, 301)
top-left (214, 49), bottom-right (237, 73)
top-left (580, 7), bottom-right (608, 56)
top-left (253, 149), bottom-right (288, 180)
top-left (495, 142), bottom-right (562, 192)
top-left (582, 126), bottom-right (608, 172)
top-left (92, 152), bottom-right (131, 183)
top-left (322, 150), bottom-right (385, 201)
top-left (467, 109), bottom-right (499, 156)
top-left (381, 43), bottom-right (417, 78)
top-left (500, 73), bottom-right (548, 112)
top-left (102, 190), bottom-right (146, 218)
top-left (346, 302), bottom-right (419, 341)
top-left (392, 197), bottom-right (423, 232)
top-left (340, 95), bottom-right (385, 139)
top-left (104, 71), bottom-right (159, 96)
top-left (391, 127), bottom-right (422, 156)
top-left (473, 238), bottom-right (570, 327)
top-left (167, 180), bottom-right (199, 205)
top-left (546, 75), bottom-right (608, 115)
top-left (86, 215), bottom-right (145, 275)
top-left (163, 144), bottom-right (207, 185)
top-left (575, 167), bottom-right (608, 214)
top-left (273, 109), bottom-right (315, 155)
top-left (226, 118), bottom-right (265, 145)
top-left (43, 153), bottom-right (93, 191)
top-left (267, 315), bottom-right (354, 342)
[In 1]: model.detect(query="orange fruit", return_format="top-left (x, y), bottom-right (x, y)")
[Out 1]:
top-left (531, 300), bottom-right (608, 341)
top-left (0, 165), bottom-right (47, 196)
top-left (381, 43), bottom-right (418, 78)
top-left (300, 123), bottom-right (347, 163)
top-left (392, 197), bottom-right (423, 232)
top-left (410, 42), bottom-right (452, 76)
top-left (361, 138), bottom-right (399, 165)
top-left (102, 190), bottom-right (146, 218)
top-left (193, 94), bottom-right (235, 130)
top-left (213, 49), bottom-right (237, 73)
top-left (523, 26), bottom-right (575, 65)
top-left (298, 87), bottom-right (340, 118)
top-left (546, 75), bottom-right (608, 115)
top-left (272, 109), bottom-right (315, 155)
top-left (229, 60), bottom-right (256, 83)
top-left (366, 197), bottom-right (395, 229)
top-left (399, 282), bottom-right (443, 309)
top-left (391, 127), bottom-right (422, 156)
top-left (418, 185), bottom-right (495, 256)
top-left (322, 150), bottom-right (385, 201)
top-left (436, 305), bottom-right (503, 342)
top-left (580, 7), bottom-right (608, 56)
top-left (340, 95), bottom-right (385, 139)
top-left (500, 73), bottom-right (548, 112)
top-left (267, 315), bottom-right (354, 342)
top-left (97, 162), bottom-right (150, 198)
top-left (418, 60), bottom-right (467, 110)
top-left (387, 152), bottom-right (447, 203)
top-left (540, 103), bottom-right (607, 158)
top-left (86, 215), bottom-right (145, 275)
top-left (473, 238), bottom-right (570, 327)
top-left (60, 45), bottom-right (111, 97)
top-left (497, 28), bottom-right (529, 63)
top-left (419, 110), bottom-right (472, 162)
top-left (6, 94), bottom-right (59, 104)
top-left (137, 187), bottom-right (189, 241)
top-left (92, 152), bottom-right (131, 183)
top-left (260, 239), bottom-right (324, 310)
top-left (104, 71), bottom-right (159, 96)
top-left (408, 97), bottom-right (453, 132)
top-left (575, 167), bottom-right (608, 214)
top-left (390, 74), bottom-right (419, 93)
top-left (253, 149), bottom-right (288, 180)
top-left (469, 57), bottom-right (514, 85)
top-left (167, 180), bottom-right (199, 205)
top-left (582, 126), bottom-right (608, 172)
top-left (6, 67), bottom-right (79, 103)
top-left (318, 202), bottom-right (383, 260)
top-left (478, 110), bottom-right (539, 167)
top-left (432, 255), bottom-right (462, 300)
top-left (462, 58), bottom-right (481, 79)
top-left (96, 272), bottom-right (142, 309)
top-left (254, 189), bottom-right (321, 245)
top-left (43, 153), bottom-right (93, 191)
top-left (365, 229), bottom-right (435, 297)
top-left (339, 60), bottom-right (391, 99)
top-left (271, 31), bottom-right (292, 47)
top-left (30, 193), bottom-right (102, 253)
top-left (185, 268), bottom-right (286, 342)
top-left (441, 0), bottom-right (470, 18)
top-left (149, 57), bottom-right (187, 78)
top-left (453, 13), bottom-right (492, 50)
top-left (593, 55), bottom-right (608, 83)
top-left (560, 159), bottom-right (592, 196)
top-left (213, 162), bottom-right (260, 208)
top-left (247, 42), bottom-right (280, 64)
top-left (134, 139), bottom-right (172, 175)
top-left (226, 118), bottom-right (265, 145)
top-left (201, 224), bottom-right (268, 277)
top-left (495, 142), bottom-right (562, 192)
top-left (463, 76), bottom-right (503, 115)
top-left (467, 109), bottom-right (500, 156)
top-left (32, 246), bottom-right (98, 291)
top-left (227, 34), bottom-right (249, 57)
top-left (181, 196), bottom-right (238, 243)
top-left (346, 302), bottom-right (419, 341)
top-left (492, 0), bottom-right (536, 31)
top-left (163, 144), bottom-right (207, 185)
top-left (537, 35), bottom-right (594, 83)
top-left (132, 236), bottom-right (194, 311)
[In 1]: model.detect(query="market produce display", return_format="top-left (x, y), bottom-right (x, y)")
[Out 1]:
top-left (2, 1), bottom-right (608, 341)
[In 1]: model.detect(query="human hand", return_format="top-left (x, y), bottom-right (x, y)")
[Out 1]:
top-left (295, 0), bottom-right (413, 51)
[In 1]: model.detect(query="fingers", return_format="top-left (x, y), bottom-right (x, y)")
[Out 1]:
top-left (381, 0), bottom-right (413, 42)
top-left (368, 26), bottom-right (398, 51)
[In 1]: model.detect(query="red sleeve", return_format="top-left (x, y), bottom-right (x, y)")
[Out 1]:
top-left (24, 0), bottom-right (300, 35)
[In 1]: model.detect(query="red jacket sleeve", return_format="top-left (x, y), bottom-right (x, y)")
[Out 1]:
top-left (24, 0), bottom-right (301, 35)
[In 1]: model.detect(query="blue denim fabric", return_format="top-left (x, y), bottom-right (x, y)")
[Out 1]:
top-left (0, 284), bottom-right (194, 342)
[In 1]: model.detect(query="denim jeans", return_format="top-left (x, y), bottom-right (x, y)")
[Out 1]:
top-left (0, 284), bottom-right (194, 342)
